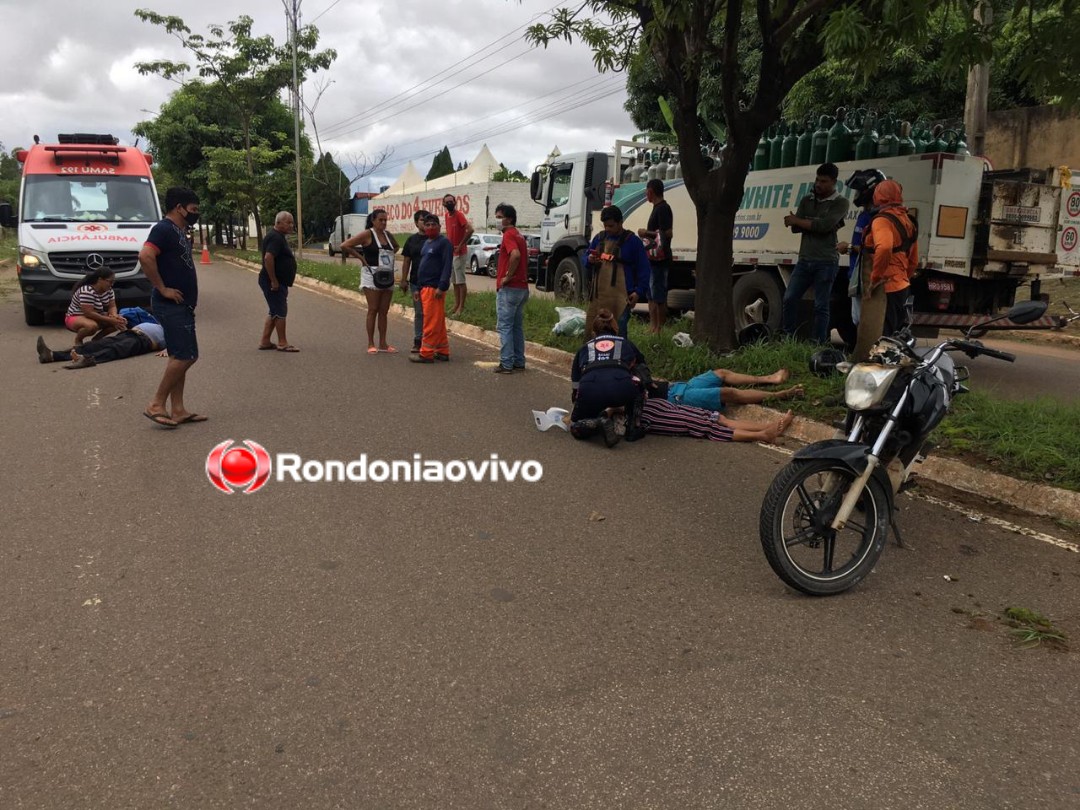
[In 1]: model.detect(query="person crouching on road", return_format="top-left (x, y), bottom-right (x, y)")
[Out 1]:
top-left (570, 309), bottom-right (647, 447)
top-left (494, 203), bottom-right (529, 374)
top-left (258, 211), bottom-right (299, 352)
top-left (400, 209), bottom-right (430, 353)
top-left (66, 268), bottom-right (126, 347)
top-left (409, 214), bottom-right (453, 363)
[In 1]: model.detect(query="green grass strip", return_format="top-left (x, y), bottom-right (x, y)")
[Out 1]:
top-left (221, 247), bottom-right (1080, 491)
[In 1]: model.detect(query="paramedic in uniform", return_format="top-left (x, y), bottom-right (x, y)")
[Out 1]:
top-left (570, 309), bottom-right (647, 447)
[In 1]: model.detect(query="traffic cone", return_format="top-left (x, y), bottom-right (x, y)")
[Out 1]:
top-left (200, 243), bottom-right (211, 265)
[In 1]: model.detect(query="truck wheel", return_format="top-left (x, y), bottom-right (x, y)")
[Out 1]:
top-left (328, 244), bottom-right (335, 257)
top-left (733, 270), bottom-right (783, 332)
top-left (665, 289), bottom-right (696, 315)
top-left (23, 299), bottom-right (45, 326)
top-left (553, 256), bottom-right (582, 302)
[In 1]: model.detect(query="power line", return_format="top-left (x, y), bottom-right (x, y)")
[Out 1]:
top-left (368, 78), bottom-right (626, 179)
top-left (387, 74), bottom-right (608, 153)
top-left (308, 0), bottom-right (342, 24)
top-left (323, 45), bottom-right (539, 142)
top-left (320, 1), bottom-right (561, 136)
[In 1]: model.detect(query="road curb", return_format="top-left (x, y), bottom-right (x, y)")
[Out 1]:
top-left (225, 257), bottom-right (1080, 524)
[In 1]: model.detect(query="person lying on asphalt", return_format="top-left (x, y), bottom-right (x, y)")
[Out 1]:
top-left (639, 397), bottom-right (795, 444)
top-left (36, 322), bottom-right (167, 369)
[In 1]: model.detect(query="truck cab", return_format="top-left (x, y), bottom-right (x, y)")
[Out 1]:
top-left (1, 134), bottom-right (160, 326)
top-left (530, 151), bottom-right (610, 299)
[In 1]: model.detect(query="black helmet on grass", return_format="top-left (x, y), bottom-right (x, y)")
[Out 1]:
top-left (809, 348), bottom-right (847, 377)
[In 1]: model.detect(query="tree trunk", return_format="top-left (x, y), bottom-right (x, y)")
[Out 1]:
top-left (691, 202), bottom-right (738, 351)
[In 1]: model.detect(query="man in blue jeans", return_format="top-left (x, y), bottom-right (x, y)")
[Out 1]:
top-left (493, 204), bottom-right (530, 373)
top-left (781, 162), bottom-right (850, 344)
top-left (139, 186), bottom-right (206, 429)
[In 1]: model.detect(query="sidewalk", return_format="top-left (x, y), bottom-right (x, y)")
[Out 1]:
top-left (227, 256), bottom-right (1080, 525)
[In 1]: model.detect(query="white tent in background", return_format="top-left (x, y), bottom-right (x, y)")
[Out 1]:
top-left (378, 161), bottom-right (424, 197)
top-left (378, 145), bottom-right (504, 196)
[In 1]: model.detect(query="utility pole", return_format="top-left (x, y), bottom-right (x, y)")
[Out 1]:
top-left (964, 0), bottom-right (993, 157)
top-left (287, 0), bottom-right (305, 260)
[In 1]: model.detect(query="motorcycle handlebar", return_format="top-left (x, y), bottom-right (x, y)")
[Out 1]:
top-left (951, 340), bottom-right (1016, 363)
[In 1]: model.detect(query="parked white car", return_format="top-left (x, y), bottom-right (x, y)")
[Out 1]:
top-left (327, 214), bottom-right (368, 256)
top-left (464, 233), bottom-right (502, 274)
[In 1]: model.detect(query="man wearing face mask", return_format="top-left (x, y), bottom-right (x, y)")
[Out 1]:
top-left (139, 186), bottom-right (206, 429)
top-left (443, 193), bottom-right (473, 316)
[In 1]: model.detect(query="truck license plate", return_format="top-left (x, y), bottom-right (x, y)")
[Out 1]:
top-left (927, 280), bottom-right (955, 293)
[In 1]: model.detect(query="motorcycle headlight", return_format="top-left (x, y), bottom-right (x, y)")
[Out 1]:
top-left (19, 248), bottom-right (45, 269)
top-left (845, 364), bottom-right (900, 411)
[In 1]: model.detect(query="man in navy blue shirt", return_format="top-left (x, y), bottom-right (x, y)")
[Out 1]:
top-left (410, 214), bottom-right (454, 363)
top-left (139, 186), bottom-right (205, 429)
top-left (584, 205), bottom-right (650, 339)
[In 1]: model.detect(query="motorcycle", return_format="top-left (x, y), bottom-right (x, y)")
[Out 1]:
top-left (758, 299), bottom-right (1049, 596)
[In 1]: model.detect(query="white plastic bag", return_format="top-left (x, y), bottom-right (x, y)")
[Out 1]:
top-left (552, 306), bottom-right (586, 336)
top-left (672, 331), bottom-right (694, 348)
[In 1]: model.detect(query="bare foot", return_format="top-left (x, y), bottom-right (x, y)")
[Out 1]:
top-left (764, 368), bottom-right (790, 385)
top-left (768, 384), bottom-right (804, 401)
top-left (778, 410), bottom-right (795, 435)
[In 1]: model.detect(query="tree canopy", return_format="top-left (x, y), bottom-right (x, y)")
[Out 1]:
top-left (426, 147), bottom-right (456, 181)
top-left (133, 10), bottom-right (335, 241)
top-left (529, 0), bottom-right (1078, 350)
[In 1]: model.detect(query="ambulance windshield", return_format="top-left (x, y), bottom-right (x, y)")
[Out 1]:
top-left (22, 175), bottom-right (158, 223)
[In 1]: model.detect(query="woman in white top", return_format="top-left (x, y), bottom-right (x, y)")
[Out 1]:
top-left (65, 268), bottom-right (127, 346)
top-left (342, 209), bottom-right (400, 354)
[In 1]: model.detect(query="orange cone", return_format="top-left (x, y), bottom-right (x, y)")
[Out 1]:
top-left (200, 244), bottom-right (211, 265)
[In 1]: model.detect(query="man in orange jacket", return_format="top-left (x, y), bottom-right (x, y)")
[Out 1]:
top-left (853, 179), bottom-right (918, 361)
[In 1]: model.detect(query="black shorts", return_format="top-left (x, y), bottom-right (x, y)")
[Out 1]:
top-left (153, 298), bottom-right (198, 361)
top-left (259, 273), bottom-right (289, 319)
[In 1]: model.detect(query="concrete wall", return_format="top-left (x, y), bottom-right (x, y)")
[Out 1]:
top-left (372, 181), bottom-right (541, 235)
top-left (984, 105), bottom-right (1080, 171)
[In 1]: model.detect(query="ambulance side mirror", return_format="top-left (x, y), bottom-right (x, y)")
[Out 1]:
top-left (0, 202), bottom-right (16, 228)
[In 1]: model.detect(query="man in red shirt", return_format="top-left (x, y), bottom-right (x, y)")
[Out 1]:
top-left (493, 204), bottom-right (530, 373)
top-left (443, 193), bottom-right (473, 315)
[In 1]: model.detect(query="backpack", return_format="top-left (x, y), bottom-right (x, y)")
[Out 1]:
top-left (868, 209), bottom-right (919, 279)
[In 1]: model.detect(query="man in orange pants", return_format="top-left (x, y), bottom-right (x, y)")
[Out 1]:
top-left (410, 214), bottom-right (453, 363)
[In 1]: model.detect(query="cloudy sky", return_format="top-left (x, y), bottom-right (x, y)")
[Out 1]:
top-left (0, 0), bottom-right (636, 191)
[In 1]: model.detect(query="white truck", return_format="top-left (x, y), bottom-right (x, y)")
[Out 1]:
top-left (0, 133), bottom-right (161, 326)
top-left (530, 141), bottom-right (1071, 335)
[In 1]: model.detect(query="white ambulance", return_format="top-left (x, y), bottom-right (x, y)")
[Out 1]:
top-left (0, 133), bottom-right (161, 326)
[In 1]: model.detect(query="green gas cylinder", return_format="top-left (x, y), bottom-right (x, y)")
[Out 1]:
top-left (753, 130), bottom-right (770, 171)
top-left (781, 122), bottom-right (799, 168)
top-left (877, 116), bottom-right (900, 158)
top-left (897, 121), bottom-right (916, 156)
top-left (810, 115), bottom-right (831, 165)
top-left (796, 118), bottom-right (814, 166)
top-left (767, 123), bottom-right (784, 169)
top-left (927, 125), bottom-right (949, 154)
top-left (912, 120), bottom-right (930, 153)
top-left (855, 115), bottom-right (878, 161)
top-left (826, 107), bottom-right (852, 164)
top-left (952, 126), bottom-right (970, 156)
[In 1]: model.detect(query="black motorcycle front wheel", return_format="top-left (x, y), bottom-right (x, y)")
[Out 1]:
top-left (760, 459), bottom-right (890, 596)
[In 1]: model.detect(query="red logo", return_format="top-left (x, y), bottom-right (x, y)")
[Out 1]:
top-left (206, 440), bottom-right (272, 494)
top-left (77, 224), bottom-right (108, 232)
top-left (595, 339), bottom-right (616, 352)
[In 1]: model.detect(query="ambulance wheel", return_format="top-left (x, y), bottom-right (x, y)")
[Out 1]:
top-left (23, 299), bottom-right (45, 326)
top-left (554, 256), bottom-right (582, 302)
top-left (328, 244), bottom-right (335, 256)
top-left (733, 269), bottom-right (783, 332)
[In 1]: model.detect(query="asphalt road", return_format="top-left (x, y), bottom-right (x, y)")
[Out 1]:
top-left (2, 260), bottom-right (1079, 809)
